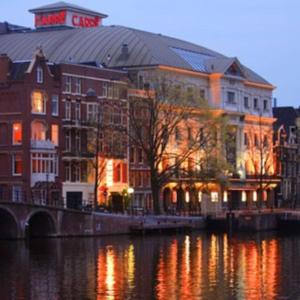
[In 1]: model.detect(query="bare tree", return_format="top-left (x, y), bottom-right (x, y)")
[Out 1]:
top-left (128, 79), bottom-right (230, 214)
top-left (245, 114), bottom-right (277, 208)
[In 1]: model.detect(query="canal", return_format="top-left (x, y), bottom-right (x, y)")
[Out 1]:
top-left (0, 232), bottom-right (300, 300)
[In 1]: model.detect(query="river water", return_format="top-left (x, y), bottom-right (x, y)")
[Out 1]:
top-left (0, 232), bottom-right (300, 300)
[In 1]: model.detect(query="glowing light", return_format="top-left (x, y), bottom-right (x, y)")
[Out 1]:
top-left (185, 191), bottom-right (190, 203)
top-left (223, 191), bottom-right (228, 203)
top-left (242, 191), bottom-right (247, 202)
top-left (198, 191), bottom-right (202, 203)
top-left (211, 192), bottom-right (218, 202)
top-left (172, 190), bottom-right (177, 203)
top-left (253, 191), bottom-right (257, 202)
top-left (106, 159), bottom-right (113, 187)
top-left (128, 187), bottom-right (134, 194)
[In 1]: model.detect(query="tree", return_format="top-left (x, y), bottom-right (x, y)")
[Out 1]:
top-left (244, 114), bottom-right (277, 208)
top-left (128, 79), bottom-right (230, 214)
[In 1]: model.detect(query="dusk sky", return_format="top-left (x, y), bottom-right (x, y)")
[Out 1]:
top-left (2, 0), bottom-right (300, 107)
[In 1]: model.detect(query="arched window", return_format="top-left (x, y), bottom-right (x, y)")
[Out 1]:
top-left (32, 91), bottom-right (46, 114)
top-left (31, 121), bottom-right (47, 141)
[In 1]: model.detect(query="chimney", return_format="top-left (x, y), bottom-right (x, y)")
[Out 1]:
top-left (0, 53), bottom-right (11, 82)
top-left (273, 97), bottom-right (277, 108)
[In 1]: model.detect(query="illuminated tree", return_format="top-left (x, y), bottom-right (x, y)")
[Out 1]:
top-left (128, 79), bottom-right (230, 214)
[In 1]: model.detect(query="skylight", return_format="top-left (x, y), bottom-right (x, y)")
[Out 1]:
top-left (170, 47), bottom-right (212, 72)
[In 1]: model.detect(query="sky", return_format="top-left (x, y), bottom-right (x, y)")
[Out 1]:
top-left (1, 0), bottom-right (300, 107)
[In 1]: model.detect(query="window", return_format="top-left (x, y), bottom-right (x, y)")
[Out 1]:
top-left (12, 122), bottom-right (22, 145)
top-left (31, 121), bottom-right (46, 141)
top-left (187, 127), bottom-right (192, 141)
top-left (12, 185), bottom-right (22, 202)
top-left (37, 66), bottom-right (43, 84)
top-left (108, 84), bottom-right (113, 99)
top-left (254, 134), bottom-right (259, 147)
top-left (175, 127), bottom-right (181, 141)
top-left (74, 164), bottom-right (81, 182)
top-left (227, 91), bottom-right (235, 104)
top-left (263, 99), bottom-right (269, 111)
top-left (52, 95), bottom-right (59, 116)
top-left (102, 82), bottom-right (108, 97)
top-left (65, 99), bottom-right (71, 120)
top-left (253, 98), bottom-right (259, 110)
top-left (130, 147), bottom-right (135, 163)
top-left (74, 78), bottom-right (82, 94)
top-left (113, 85), bottom-right (119, 99)
top-left (75, 101), bottom-right (81, 121)
top-left (65, 162), bottom-right (71, 181)
top-left (13, 154), bottom-right (23, 175)
top-left (113, 107), bottom-right (121, 124)
top-left (64, 76), bottom-right (72, 93)
top-left (31, 153), bottom-right (58, 175)
top-left (65, 131), bottom-right (71, 152)
top-left (200, 89), bottom-right (206, 100)
top-left (211, 192), bottom-right (219, 202)
top-left (138, 148), bottom-right (143, 163)
top-left (244, 133), bottom-right (249, 147)
top-left (31, 91), bottom-right (46, 114)
top-left (51, 124), bottom-right (59, 146)
top-left (87, 103), bottom-right (99, 122)
top-left (244, 97), bottom-right (249, 109)
top-left (75, 131), bottom-right (81, 152)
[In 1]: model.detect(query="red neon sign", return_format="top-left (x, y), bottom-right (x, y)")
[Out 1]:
top-left (35, 11), bottom-right (66, 27)
top-left (72, 15), bottom-right (101, 28)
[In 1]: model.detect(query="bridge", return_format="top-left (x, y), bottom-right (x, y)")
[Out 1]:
top-left (0, 202), bottom-right (94, 239)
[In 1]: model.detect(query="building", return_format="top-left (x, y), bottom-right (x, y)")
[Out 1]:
top-left (273, 106), bottom-right (300, 208)
top-left (0, 1), bottom-right (278, 212)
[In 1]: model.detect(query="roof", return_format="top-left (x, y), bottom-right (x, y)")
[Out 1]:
top-left (273, 106), bottom-right (299, 132)
top-left (0, 25), bottom-right (271, 85)
top-left (29, 1), bottom-right (108, 18)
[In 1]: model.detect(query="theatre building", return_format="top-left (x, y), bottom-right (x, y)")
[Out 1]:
top-left (0, 1), bottom-right (279, 211)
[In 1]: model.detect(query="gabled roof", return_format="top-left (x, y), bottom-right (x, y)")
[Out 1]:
top-left (29, 1), bottom-right (108, 18)
top-left (0, 25), bottom-right (271, 85)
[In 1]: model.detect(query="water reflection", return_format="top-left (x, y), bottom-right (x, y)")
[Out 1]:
top-left (0, 232), bottom-right (299, 300)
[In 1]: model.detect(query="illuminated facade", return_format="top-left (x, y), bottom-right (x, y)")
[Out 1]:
top-left (0, 2), bottom-right (279, 211)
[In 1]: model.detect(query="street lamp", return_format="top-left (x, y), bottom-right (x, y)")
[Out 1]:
top-left (128, 187), bottom-right (134, 215)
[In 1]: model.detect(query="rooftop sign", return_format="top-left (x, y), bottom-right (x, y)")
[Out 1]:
top-left (29, 1), bottom-right (107, 29)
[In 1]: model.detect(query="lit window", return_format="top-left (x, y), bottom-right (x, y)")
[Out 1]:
top-left (75, 78), bottom-right (82, 94)
top-left (37, 66), bottom-right (43, 84)
top-left (64, 76), bottom-right (72, 93)
top-left (12, 154), bottom-right (23, 175)
top-left (52, 95), bottom-right (59, 116)
top-left (12, 122), bottom-right (22, 145)
top-left (242, 191), bottom-right (247, 202)
top-left (51, 124), bottom-right (59, 146)
top-left (253, 191), bottom-right (257, 202)
top-left (223, 191), bottom-right (228, 202)
top-left (185, 191), bottom-right (190, 203)
top-left (65, 100), bottom-right (71, 120)
top-left (31, 121), bottom-right (46, 141)
top-left (211, 192), bottom-right (218, 202)
top-left (31, 91), bottom-right (46, 114)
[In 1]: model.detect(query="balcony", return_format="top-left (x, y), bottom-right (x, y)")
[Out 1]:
top-left (31, 140), bottom-right (56, 150)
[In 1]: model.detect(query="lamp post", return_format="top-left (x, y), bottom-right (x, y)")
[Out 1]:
top-left (128, 187), bottom-right (134, 215)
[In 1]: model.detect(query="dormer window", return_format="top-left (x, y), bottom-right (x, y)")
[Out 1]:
top-left (37, 66), bottom-right (43, 83)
